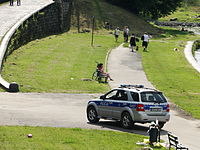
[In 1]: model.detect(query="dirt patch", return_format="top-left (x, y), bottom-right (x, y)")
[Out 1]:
top-left (170, 102), bottom-right (195, 120)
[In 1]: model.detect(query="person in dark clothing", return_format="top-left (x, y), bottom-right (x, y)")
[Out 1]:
top-left (129, 33), bottom-right (137, 52)
top-left (147, 122), bottom-right (159, 146)
top-left (123, 26), bottom-right (129, 42)
top-left (10, 0), bottom-right (14, 6)
top-left (17, 0), bottom-right (21, 6)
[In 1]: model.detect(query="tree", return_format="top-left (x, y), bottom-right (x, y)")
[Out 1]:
top-left (106, 0), bottom-right (184, 19)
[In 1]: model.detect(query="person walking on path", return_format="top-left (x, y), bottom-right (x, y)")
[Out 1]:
top-left (129, 33), bottom-right (138, 52)
top-left (10, 0), bottom-right (21, 6)
top-left (141, 32), bottom-right (151, 51)
top-left (114, 27), bottom-right (120, 42)
top-left (17, 0), bottom-right (21, 6)
top-left (10, 0), bottom-right (14, 6)
top-left (123, 26), bottom-right (129, 42)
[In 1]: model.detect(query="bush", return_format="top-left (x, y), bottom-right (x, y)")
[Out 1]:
top-left (0, 0), bottom-right (9, 4)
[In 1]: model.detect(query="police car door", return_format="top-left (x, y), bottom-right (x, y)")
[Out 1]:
top-left (112, 90), bottom-right (129, 120)
top-left (99, 90), bottom-right (118, 118)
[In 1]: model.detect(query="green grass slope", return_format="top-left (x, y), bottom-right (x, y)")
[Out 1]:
top-left (2, 32), bottom-right (120, 93)
top-left (72, 0), bottom-right (160, 35)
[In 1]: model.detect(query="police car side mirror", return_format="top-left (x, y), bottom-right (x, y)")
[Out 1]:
top-left (100, 95), bottom-right (105, 99)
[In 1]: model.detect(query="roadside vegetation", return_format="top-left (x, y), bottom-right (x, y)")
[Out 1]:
top-left (1, 31), bottom-right (120, 93)
top-left (0, 126), bottom-right (167, 150)
top-left (0, 0), bottom-right (9, 4)
top-left (158, 1), bottom-right (200, 22)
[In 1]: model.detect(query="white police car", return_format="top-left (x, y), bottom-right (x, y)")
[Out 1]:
top-left (87, 85), bottom-right (170, 129)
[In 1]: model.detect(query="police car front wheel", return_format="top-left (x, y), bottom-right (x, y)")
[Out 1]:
top-left (121, 112), bottom-right (134, 129)
top-left (87, 106), bottom-right (100, 123)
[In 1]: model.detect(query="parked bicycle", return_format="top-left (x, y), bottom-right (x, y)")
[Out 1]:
top-left (92, 62), bottom-right (107, 83)
top-left (92, 62), bottom-right (113, 83)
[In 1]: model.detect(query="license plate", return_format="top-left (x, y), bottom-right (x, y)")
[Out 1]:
top-left (150, 108), bottom-right (162, 112)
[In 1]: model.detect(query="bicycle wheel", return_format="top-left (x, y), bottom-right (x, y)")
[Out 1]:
top-left (92, 71), bottom-right (97, 80)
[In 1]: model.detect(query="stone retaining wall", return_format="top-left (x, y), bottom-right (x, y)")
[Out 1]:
top-left (5, 0), bottom-right (72, 58)
top-left (155, 21), bottom-right (200, 27)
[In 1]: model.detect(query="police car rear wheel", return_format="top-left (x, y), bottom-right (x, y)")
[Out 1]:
top-left (121, 112), bottom-right (134, 129)
top-left (87, 106), bottom-right (100, 123)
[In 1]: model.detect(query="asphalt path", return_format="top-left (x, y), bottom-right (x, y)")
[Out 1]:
top-left (0, 92), bottom-right (157, 136)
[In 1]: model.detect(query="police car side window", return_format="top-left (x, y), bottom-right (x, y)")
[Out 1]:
top-left (115, 90), bottom-right (128, 101)
top-left (131, 92), bottom-right (139, 102)
top-left (105, 90), bottom-right (118, 99)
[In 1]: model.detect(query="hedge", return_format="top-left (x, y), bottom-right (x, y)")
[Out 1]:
top-left (0, 0), bottom-right (9, 4)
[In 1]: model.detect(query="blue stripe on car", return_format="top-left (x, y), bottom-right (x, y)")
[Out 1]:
top-left (89, 101), bottom-right (167, 110)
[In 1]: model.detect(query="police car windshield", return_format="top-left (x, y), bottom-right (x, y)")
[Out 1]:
top-left (140, 92), bottom-right (167, 103)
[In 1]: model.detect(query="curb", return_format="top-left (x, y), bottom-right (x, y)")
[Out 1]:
top-left (184, 41), bottom-right (200, 73)
top-left (106, 43), bottom-right (123, 89)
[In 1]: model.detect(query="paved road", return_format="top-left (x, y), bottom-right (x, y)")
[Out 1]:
top-left (0, 92), bottom-right (156, 135)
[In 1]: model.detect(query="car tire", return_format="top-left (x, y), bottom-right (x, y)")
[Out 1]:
top-left (87, 106), bottom-right (100, 123)
top-left (158, 122), bottom-right (165, 129)
top-left (121, 112), bottom-right (134, 129)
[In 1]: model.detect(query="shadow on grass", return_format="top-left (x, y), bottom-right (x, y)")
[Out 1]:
top-left (157, 28), bottom-right (193, 38)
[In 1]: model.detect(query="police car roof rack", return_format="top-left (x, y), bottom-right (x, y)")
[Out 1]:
top-left (119, 84), bottom-right (144, 89)
top-left (119, 84), bottom-right (158, 91)
top-left (143, 87), bottom-right (159, 92)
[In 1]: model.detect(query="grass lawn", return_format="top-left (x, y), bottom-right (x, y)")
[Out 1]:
top-left (1, 31), bottom-right (121, 93)
top-left (0, 126), bottom-right (167, 150)
top-left (138, 27), bottom-right (200, 119)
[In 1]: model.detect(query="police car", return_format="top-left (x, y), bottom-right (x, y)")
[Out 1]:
top-left (86, 85), bottom-right (170, 129)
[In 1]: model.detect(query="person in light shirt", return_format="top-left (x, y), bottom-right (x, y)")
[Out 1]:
top-left (123, 26), bottom-right (129, 42)
top-left (141, 32), bottom-right (151, 51)
top-left (114, 27), bottom-right (120, 42)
